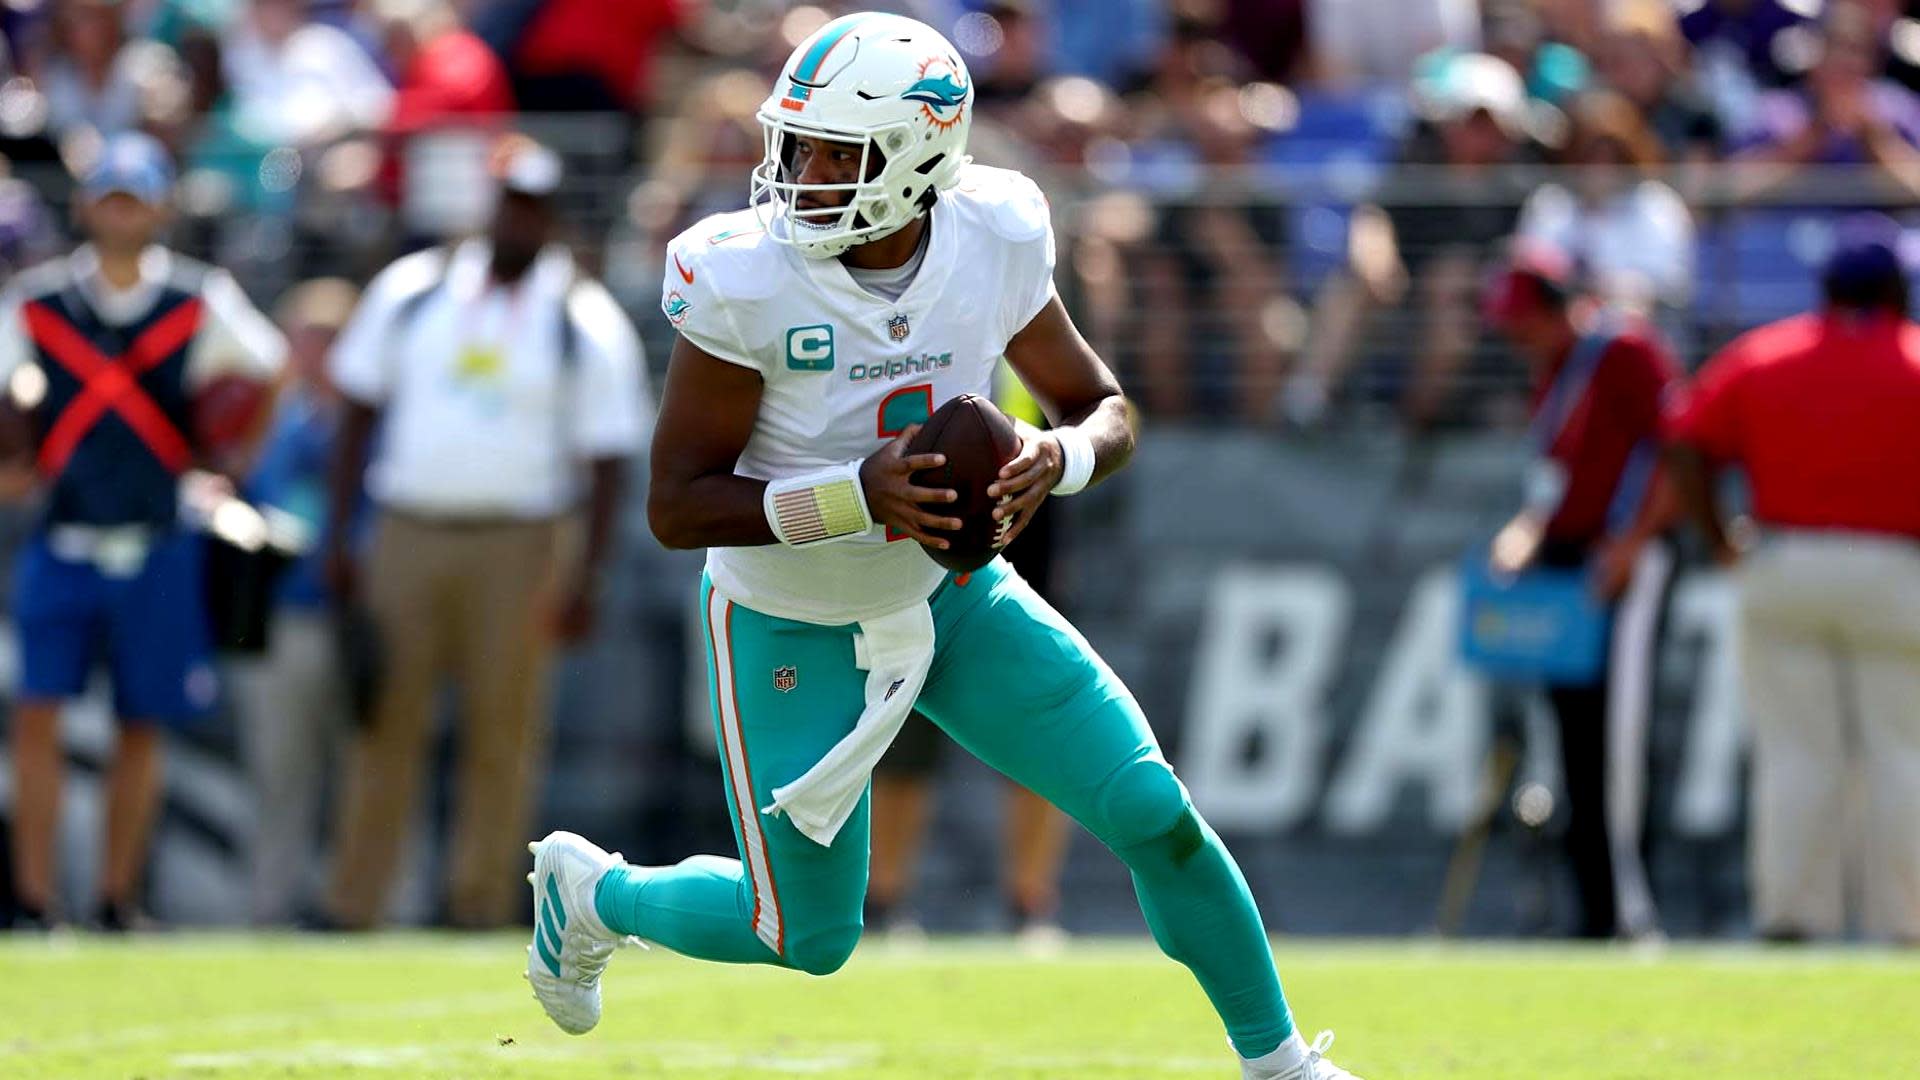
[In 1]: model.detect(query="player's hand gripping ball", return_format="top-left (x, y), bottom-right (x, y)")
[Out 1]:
top-left (906, 394), bottom-right (1022, 572)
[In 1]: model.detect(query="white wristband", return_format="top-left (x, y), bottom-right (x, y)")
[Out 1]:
top-left (1049, 426), bottom-right (1096, 496)
top-left (765, 461), bottom-right (873, 546)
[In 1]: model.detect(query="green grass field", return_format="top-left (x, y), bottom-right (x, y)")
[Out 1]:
top-left (1, 934), bottom-right (1916, 1078)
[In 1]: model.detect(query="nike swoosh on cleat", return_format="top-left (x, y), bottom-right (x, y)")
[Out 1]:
top-left (673, 252), bottom-right (694, 283)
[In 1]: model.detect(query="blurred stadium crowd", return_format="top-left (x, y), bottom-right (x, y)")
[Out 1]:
top-left (1, 0), bottom-right (1918, 940)
top-left (0, 0), bottom-right (1916, 422)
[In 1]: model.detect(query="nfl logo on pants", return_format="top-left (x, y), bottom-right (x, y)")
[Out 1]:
top-left (773, 665), bottom-right (798, 693)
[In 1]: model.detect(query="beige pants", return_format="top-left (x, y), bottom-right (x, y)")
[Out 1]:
top-left (326, 511), bottom-right (565, 928)
top-left (1739, 531), bottom-right (1920, 941)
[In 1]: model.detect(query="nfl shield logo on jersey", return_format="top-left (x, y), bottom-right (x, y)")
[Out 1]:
top-left (888, 313), bottom-right (910, 342)
top-left (773, 665), bottom-right (798, 693)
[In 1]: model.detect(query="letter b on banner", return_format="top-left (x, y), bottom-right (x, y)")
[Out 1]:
top-left (1181, 565), bottom-right (1350, 830)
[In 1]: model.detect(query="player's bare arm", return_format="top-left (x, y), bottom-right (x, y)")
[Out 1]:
top-left (648, 335), bottom-right (961, 550)
top-left (990, 289), bottom-right (1134, 546)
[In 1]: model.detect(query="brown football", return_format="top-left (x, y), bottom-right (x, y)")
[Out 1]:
top-left (906, 393), bottom-right (1022, 572)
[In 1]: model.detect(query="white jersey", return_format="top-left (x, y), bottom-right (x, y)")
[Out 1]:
top-left (662, 164), bottom-right (1056, 625)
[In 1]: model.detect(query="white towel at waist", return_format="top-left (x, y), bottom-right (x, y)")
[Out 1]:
top-left (761, 599), bottom-right (937, 847)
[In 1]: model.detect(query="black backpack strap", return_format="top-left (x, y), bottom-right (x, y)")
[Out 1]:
top-left (557, 281), bottom-right (582, 373)
top-left (391, 247), bottom-right (453, 331)
top-left (383, 247), bottom-right (453, 380)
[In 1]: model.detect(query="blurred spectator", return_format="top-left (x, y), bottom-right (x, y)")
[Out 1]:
top-left (1594, 0), bottom-right (1724, 166)
top-left (222, 0), bottom-right (392, 148)
top-left (1292, 52), bottom-right (1532, 429)
top-left (1680, 0), bottom-right (1820, 90)
top-left (321, 139), bottom-right (648, 929)
top-left (478, 0), bottom-right (684, 115)
top-left (1046, 0), bottom-right (1165, 89)
top-left (39, 0), bottom-right (145, 137)
top-left (0, 134), bottom-right (285, 930)
top-left (949, 0), bottom-right (1058, 168)
top-left (380, 0), bottom-right (513, 138)
top-left (634, 68), bottom-right (766, 243)
top-left (1483, 243), bottom-right (1681, 941)
top-left (1733, 1), bottom-right (1920, 201)
top-left (1876, 0), bottom-right (1920, 95)
top-left (1482, 0), bottom-right (1591, 109)
top-left (961, 0), bottom-right (1045, 107)
top-left (157, 28), bottom-right (276, 212)
top-left (1665, 214), bottom-right (1920, 944)
top-left (143, 0), bottom-right (243, 50)
top-left (1529, 0), bottom-right (1604, 58)
top-left (375, 0), bottom-right (514, 227)
top-left (1216, 0), bottom-right (1310, 84)
top-left (1309, 0), bottom-right (1480, 88)
top-left (1517, 91), bottom-right (1696, 319)
top-left (0, 162), bottom-right (60, 277)
top-left (228, 276), bottom-right (357, 926)
top-left (1018, 77), bottom-right (1138, 362)
top-left (1127, 8), bottom-right (1298, 420)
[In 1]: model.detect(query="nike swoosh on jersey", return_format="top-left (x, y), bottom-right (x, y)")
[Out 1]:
top-left (673, 253), bottom-right (695, 283)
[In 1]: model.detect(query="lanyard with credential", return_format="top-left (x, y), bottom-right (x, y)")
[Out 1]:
top-left (1522, 316), bottom-right (1619, 517)
top-left (456, 277), bottom-right (530, 384)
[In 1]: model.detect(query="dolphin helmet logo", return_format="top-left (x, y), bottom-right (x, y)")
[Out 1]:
top-left (902, 56), bottom-right (969, 130)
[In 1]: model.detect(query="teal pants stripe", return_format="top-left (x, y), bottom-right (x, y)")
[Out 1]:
top-left (594, 557), bottom-right (1295, 1056)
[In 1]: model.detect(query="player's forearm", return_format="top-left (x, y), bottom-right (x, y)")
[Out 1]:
top-left (648, 471), bottom-right (778, 550)
top-left (1059, 392), bottom-right (1135, 489)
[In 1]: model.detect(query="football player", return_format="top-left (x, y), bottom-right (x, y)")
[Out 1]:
top-left (525, 14), bottom-right (1359, 1079)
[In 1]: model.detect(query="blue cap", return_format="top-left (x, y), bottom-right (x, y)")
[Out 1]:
top-left (1822, 212), bottom-right (1914, 299)
top-left (82, 133), bottom-right (174, 205)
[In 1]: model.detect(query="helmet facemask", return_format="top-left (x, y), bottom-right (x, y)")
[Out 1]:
top-left (751, 117), bottom-right (933, 258)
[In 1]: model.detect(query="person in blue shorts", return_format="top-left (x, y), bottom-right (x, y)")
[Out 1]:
top-left (0, 134), bottom-right (285, 930)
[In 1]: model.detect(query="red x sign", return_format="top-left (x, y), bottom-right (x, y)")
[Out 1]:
top-left (22, 297), bottom-right (204, 478)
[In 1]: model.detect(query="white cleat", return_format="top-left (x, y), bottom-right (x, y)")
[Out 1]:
top-left (525, 831), bottom-right (622, 1035)
top-left (1243, 1031), bottom-right (1363, 1080)
top-left (1299, 1032), bottom-right (1362, 1080)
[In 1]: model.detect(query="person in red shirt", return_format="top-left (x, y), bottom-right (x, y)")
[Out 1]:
top-left (494, 0), bottom-right (684, 114)
top-left (1666, 213), bottom-right (1920, 944)
top-left (1483, 242), bottom-right (1681, 940)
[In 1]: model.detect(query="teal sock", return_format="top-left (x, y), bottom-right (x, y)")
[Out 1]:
top-left (1117, 810), bottom-right (1295, 1058)
top-left (593, 855), bottom-right (782, 966)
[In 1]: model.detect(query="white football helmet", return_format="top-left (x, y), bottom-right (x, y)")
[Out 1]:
top-left (751, 12), bottom-right (974, 259)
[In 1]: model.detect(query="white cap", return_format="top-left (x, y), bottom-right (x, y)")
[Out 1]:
top-left (1423, 52), bottom-right (1527, 137)
top-left (498, 139), bottom-right (563, 197)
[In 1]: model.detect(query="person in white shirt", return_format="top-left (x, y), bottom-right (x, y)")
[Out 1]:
top-left (319, 137), bottom-right (650, 929)
top-left (1516, 91), bottom-right (1696, 320)
top-left (221, 0), bottom-right (394, 146)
